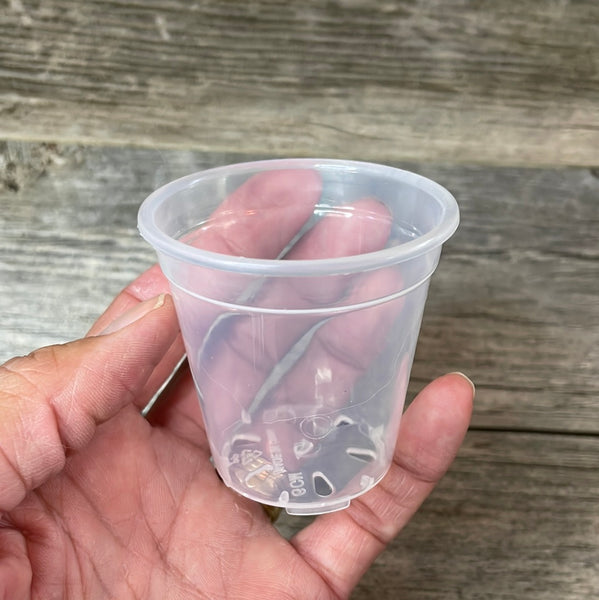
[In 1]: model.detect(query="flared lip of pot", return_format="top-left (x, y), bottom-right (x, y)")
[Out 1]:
top-left (137, 158), bottom-right (460, 277)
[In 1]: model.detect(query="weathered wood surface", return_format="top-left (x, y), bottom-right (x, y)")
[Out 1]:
top-left (275, 430), bottom-right (599, 599)
top-left (2, 142), bottom-right (597, 434)
top-left (2, 2), bottom-right (599, 597)
top-left (1, 0), bottom-right (599, 167)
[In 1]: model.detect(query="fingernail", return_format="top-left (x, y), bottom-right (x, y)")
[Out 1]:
top-left (449, 372), bottom-right (476, 398)
top-left (100, 294), bottom-right (166, 335)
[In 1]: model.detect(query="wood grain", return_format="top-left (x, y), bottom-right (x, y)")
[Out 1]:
top-left (274, 430), bottom-right (599, 599)
top-left (409, 163), bottom-right (599, 433)
top-left (2, 4), bottom-right (599, 597)
top-left (1, 0), bottom-right (598, 166)
top-left (351, 429), bottom-right (599, 599)
top-left (1, 143), bottom-right (597, 436)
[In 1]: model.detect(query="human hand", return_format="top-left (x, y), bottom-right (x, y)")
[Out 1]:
top-left (0, 172), bottom-right (473, 599)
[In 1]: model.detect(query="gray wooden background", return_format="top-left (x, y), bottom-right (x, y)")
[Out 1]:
top-left (1, 1), bottom-right (598, 598)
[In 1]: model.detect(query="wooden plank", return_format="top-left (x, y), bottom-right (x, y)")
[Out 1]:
top-left (1, 0), bottom-right (599, 167)
top-left (408, 163), bottom-right (599, 433)
top-left (348, 430), bottom-right (599, 599)
top-left (1, 143), bottom-right (598, 435)
top-left (276, 430), bottom-right (599, 599)
top-left (0, 142), bottom-right (266, 354)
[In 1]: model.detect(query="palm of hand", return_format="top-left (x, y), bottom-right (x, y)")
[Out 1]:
top-left (12, 402), bottom-right (327, 600)
top-left (4, 357), bottom-right (470, 600)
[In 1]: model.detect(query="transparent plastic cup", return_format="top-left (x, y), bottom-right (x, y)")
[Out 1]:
top-left (138, 159), bottom-right (459, 515)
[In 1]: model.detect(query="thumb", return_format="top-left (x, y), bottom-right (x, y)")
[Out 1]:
top-left (0, 293), bottom-right (179, 513)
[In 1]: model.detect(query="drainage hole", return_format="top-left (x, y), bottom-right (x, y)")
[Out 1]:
top-left (334, 416), bottom-right (354, 428)
top-left (346, 447), bottom-right (377, 463)
top-left (312, 472), bottom-right (335, 497)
